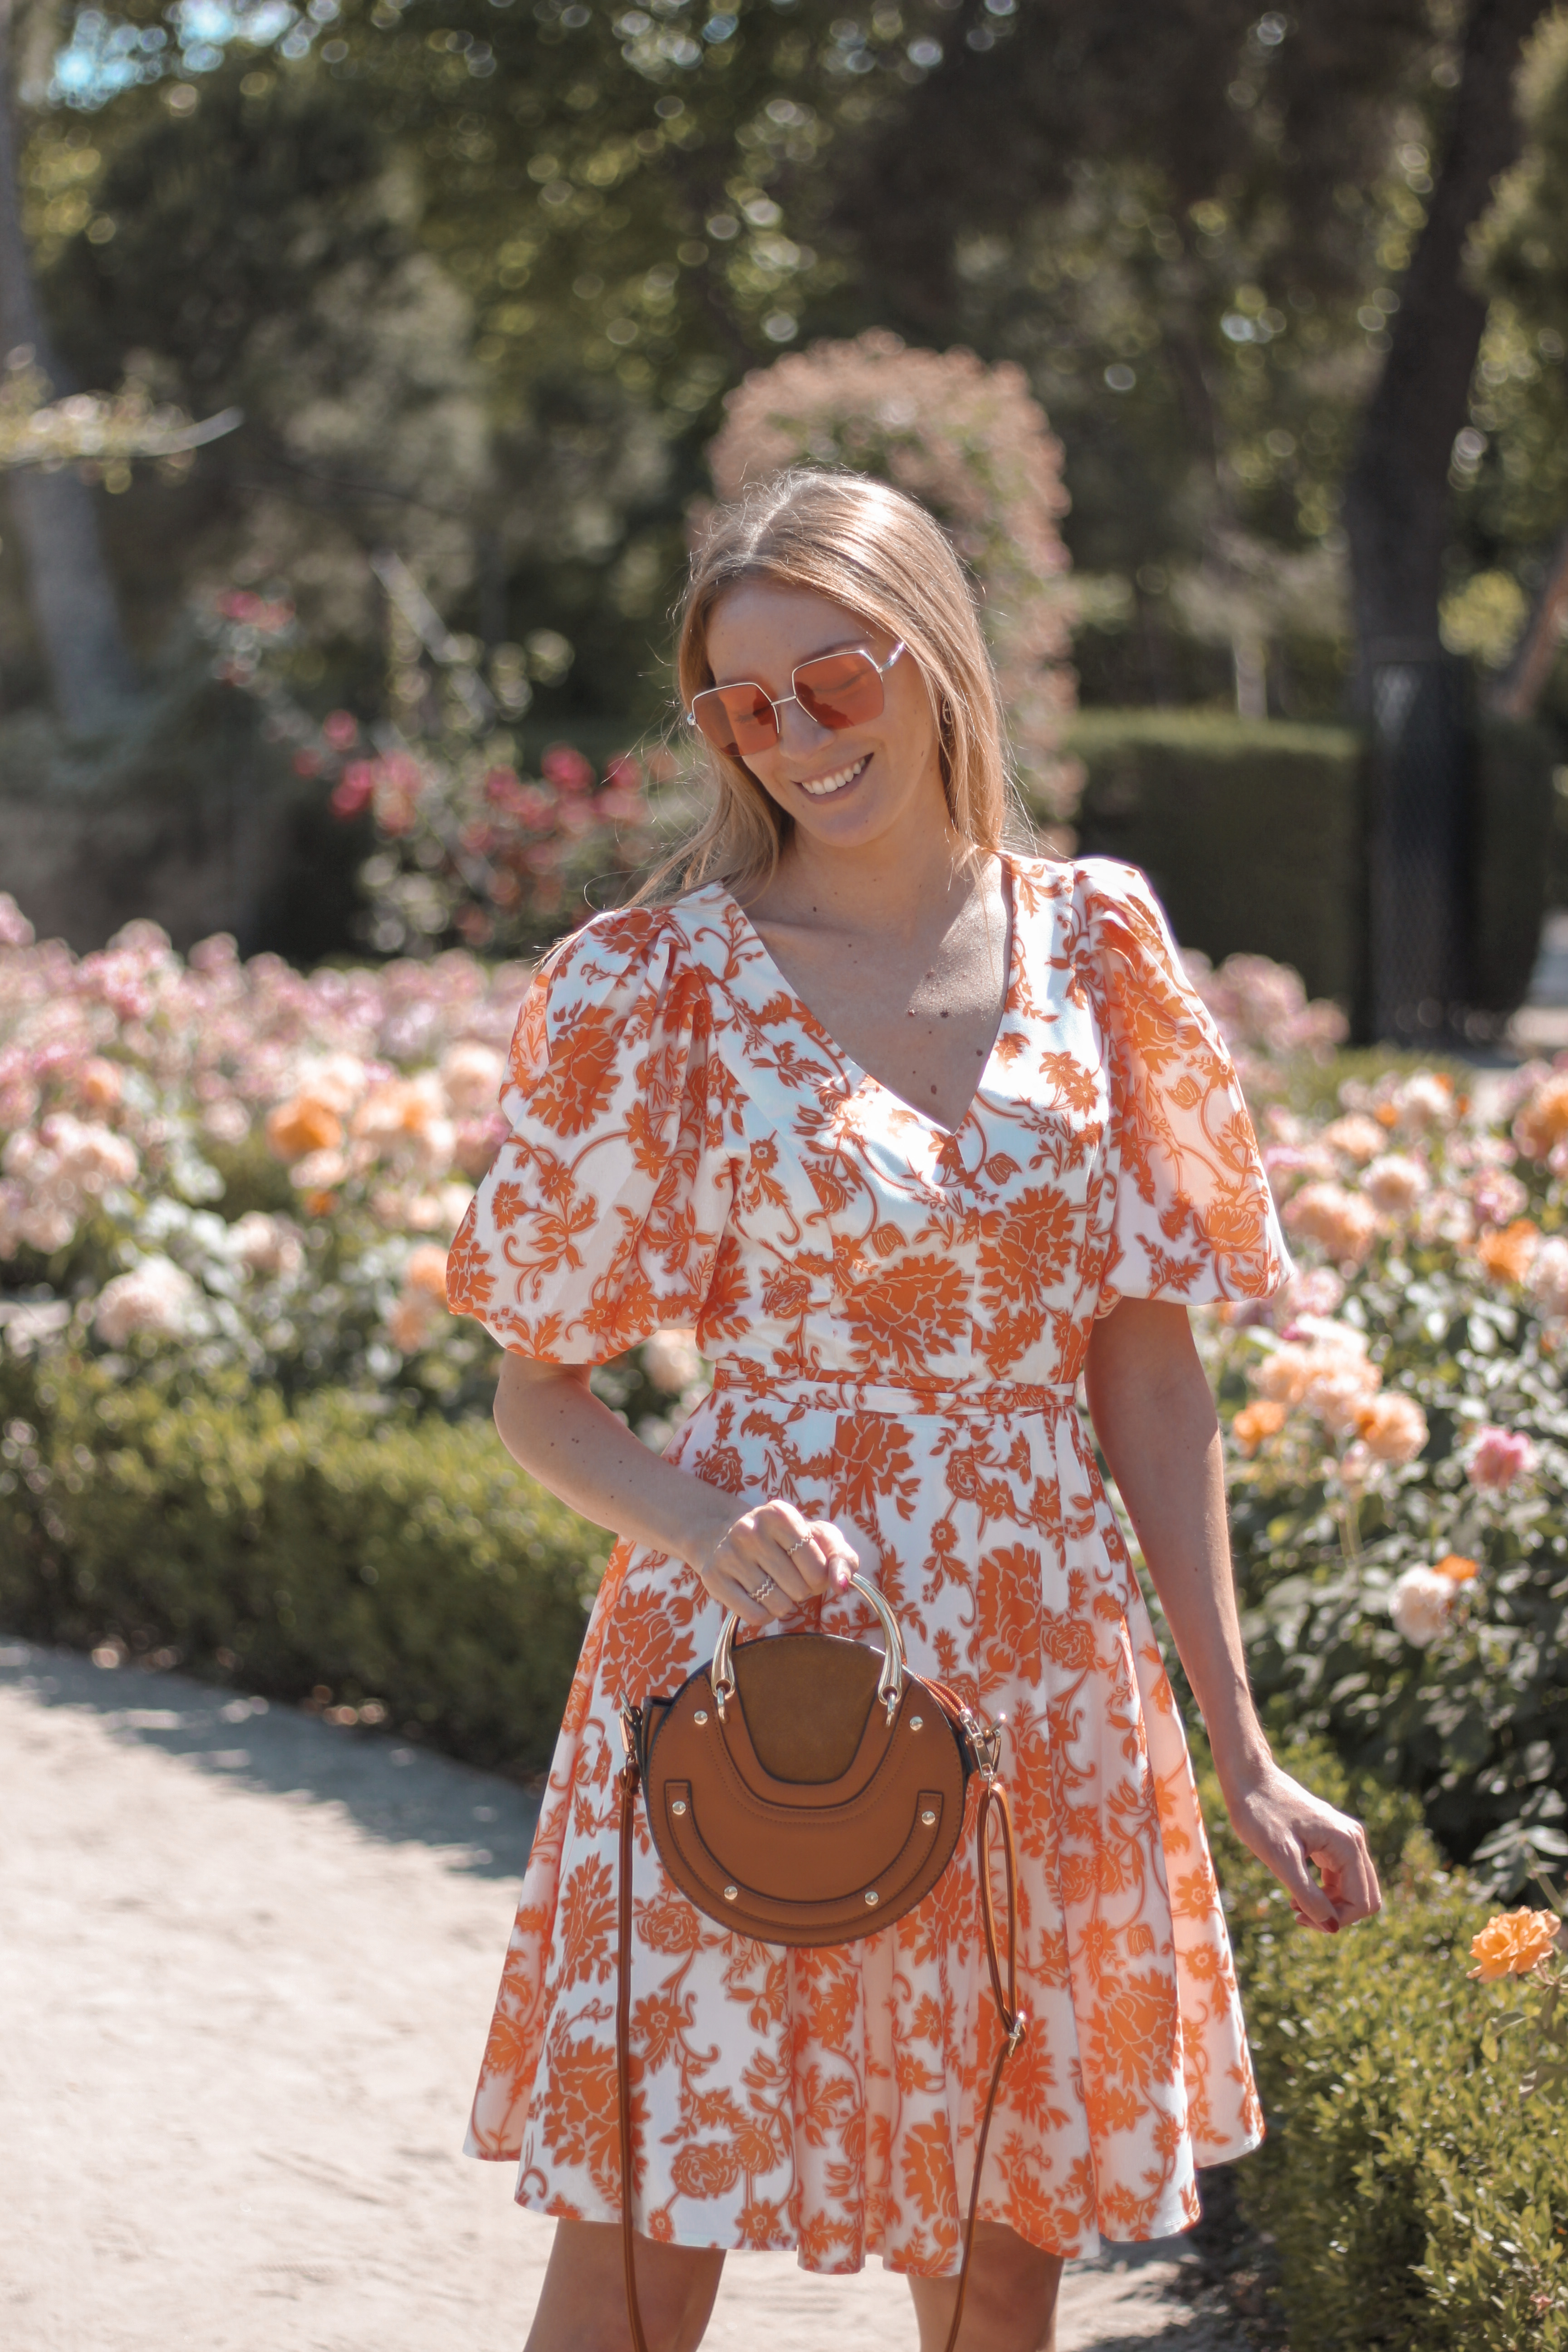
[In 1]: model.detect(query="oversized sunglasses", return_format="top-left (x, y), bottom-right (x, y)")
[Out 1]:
top-left (686, 640), bottom-right (906, 758)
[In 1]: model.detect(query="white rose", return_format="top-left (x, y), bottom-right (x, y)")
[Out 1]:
top-left (643, 1329), bottom-right (706, 1395)
top-left (440, 1041), bottom-right (505, 1115)
top-left (94, 1256), bottom-right (201, 1346)
top-left (1389, 1565), bottom-right (1454, 1648)
top-left (1528, 1236), bottom-right (1568, 1322)
top-left (1363, 1154), bottom-right (1428, 1217)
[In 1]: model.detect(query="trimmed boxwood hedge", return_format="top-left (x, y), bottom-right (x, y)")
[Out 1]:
top-left (0, 1357), bottom-right (607, 1775)
top-left (1060, 708), bottom-right (1557, 1022)
top-left (1197, 1739), bottom-right (1568, 2349)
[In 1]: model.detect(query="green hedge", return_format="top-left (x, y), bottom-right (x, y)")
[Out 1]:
top-left (1066, 710), bottom-right (1368, 1008)
top-left (1199, 1741), bottom-right (1568, 2348)
top-left (1060, 708), bottom-right (1557, 1020)
top-left (0, 1358), bottom-right (606, 1775)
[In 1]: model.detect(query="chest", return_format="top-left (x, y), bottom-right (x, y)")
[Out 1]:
top-left (746, 888), bottom-right (1013, 1137)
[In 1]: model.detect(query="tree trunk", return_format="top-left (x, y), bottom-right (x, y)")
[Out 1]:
top-left (0, 0), bottom-right (139, 735)
top-left (1344, 0), bottom-right (1549, 1038)
top-left (1490, 518), bottom-right (1568, 720)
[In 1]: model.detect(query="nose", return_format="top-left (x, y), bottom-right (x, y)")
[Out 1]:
top-left (773, 692), bottom-right (834, 754)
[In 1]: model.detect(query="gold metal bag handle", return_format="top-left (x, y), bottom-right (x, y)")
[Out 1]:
top-left (710, 1571), bottom-right (906, 1722)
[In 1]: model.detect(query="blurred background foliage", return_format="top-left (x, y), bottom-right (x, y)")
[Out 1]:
top-left (5, 0), bottom-right (1568, 756)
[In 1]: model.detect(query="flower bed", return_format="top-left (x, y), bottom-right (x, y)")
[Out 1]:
top-left (1200, 1059), bottom-right (1568, 1891)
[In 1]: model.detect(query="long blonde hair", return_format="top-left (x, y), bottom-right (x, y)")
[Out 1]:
top-left (643, 467), bottom-right (1028, 905)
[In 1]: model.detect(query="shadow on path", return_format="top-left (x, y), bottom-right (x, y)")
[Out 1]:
top-left (0, 1636), bottom-right (540, 1881)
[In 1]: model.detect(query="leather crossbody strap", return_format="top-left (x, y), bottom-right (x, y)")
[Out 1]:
top-left (614, 1753), bottom-right (1027, 2352)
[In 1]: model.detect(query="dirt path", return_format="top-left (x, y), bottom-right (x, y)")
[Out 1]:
top-left (2, 1641), bottom-right (1241, 2351)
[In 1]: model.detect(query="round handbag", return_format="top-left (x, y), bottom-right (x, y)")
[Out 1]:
top-left (615, 1575), bottom-right (1027, 2352)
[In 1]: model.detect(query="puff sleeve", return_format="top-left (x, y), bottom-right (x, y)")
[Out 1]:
top-left (445, 905), bottom-right (739, 1361)
top-left (1077, 858), bottom-right (1290, 1310)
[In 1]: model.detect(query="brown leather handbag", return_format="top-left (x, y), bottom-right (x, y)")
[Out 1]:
top-left (615, 1575), bottom-right (1028, 2352)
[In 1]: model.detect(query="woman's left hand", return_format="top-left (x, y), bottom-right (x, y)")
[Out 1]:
top-left (1221, 1759), bottom-right (1383, 1933)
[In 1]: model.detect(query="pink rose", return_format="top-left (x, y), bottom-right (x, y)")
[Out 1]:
top-left (1467, 1426), bottom-right (1539, 1492)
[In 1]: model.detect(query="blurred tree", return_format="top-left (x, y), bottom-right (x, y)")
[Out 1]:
top-left (822, 0), bottom-right (1558, 1033)
top-left (1466, 9), bottom-right (1568, 724)
top-left (0, 0), bottom-right (138, 730)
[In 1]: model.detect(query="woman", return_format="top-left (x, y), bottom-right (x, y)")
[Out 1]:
top-left (446, 468), bottom-right (1381, 2352)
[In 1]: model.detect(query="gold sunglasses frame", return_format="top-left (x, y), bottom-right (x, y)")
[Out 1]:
top-left (686, 640), bottom-right (908, 748)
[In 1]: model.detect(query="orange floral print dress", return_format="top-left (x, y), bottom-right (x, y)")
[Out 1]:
top-left (447, 854), bottom-right (1289, 2272)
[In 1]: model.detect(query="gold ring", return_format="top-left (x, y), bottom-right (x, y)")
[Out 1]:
top-left (786, 1536), bottom-right (815, 1558)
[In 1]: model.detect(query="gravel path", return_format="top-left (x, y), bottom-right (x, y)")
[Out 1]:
top-left (3, 1640), bottom-right (1243, 2351)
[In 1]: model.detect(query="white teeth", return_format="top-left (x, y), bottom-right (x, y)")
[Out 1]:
top-left (798, 755), bottom-right (869, 798)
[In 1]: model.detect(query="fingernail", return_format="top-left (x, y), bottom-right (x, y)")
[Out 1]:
top-left (1327, 1918), bottom-right (1340, 1935)
top-left (832, 1563), bottom-right (850, 1590)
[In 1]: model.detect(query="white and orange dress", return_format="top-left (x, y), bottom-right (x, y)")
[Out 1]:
top-left (446, 854), bottom-right (1289, 2273)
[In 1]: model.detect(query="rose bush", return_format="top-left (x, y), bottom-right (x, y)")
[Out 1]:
top-left (0, 892), bottom-right (719, 1441)
top-left (204, 583), bottom-right (665, 960)
top-left (1197, 1057), bottom-right (1568, 1892)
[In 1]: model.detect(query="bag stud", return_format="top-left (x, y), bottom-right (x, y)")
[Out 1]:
top-left (671, 1800), bottom-right (687, 1816)
top-left (909, 1715), bottom-right (923, 1730)
top-left (864, 1890), bottom-right (879, 1905)
top-left (723, 1884), bottom-right (738, 1900)
top-left (693, 1710), bottom-right (708, 1725)
top-left (921, 1808), bottom-right (937, 1825)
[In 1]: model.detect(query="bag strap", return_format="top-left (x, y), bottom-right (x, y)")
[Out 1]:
top-left (614, 1742), bottom-right (1028, 2352)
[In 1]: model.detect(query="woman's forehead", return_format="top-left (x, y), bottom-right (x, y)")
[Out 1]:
top-left (706, 579), bottom-right (885, 676)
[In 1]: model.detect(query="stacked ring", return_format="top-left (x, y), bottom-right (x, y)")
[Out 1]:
top-left (785, 1536), bottom-right (815, 1558)
top-left (752, 1573), bottom-right (777, 1602)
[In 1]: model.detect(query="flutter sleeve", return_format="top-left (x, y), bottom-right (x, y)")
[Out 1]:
top-left (1077, 858), bottom-right (1290, 1310)
top-left (444, 904), bottom-right (738, 1360)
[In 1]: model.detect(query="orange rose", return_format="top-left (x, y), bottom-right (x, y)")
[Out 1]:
top-left (1467, 1906), bottom-right (1562, 1981)
top-left (1232, 1399), bottom-right (1288, 1455)
top-left (1434, 1553), bottom-right (1479, 1584)
top-left (265, 1094), bottom-right (343, 1161)
top-left (1477, 1219), bottom-right (1540, 1285)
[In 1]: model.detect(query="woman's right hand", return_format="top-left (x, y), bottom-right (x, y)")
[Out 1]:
top-left (690, 1499), bottom-right (863, 1627)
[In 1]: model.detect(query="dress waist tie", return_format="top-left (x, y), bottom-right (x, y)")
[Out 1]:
top-left (707, 1365), bottom-right (1078, 1418)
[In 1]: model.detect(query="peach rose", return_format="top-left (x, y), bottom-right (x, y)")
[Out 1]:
top-left (1363, 1154), bottom-right (1428, 1218)
top-left (1477, 1218), bottom-right (1540, 1286)
top-left (1467, 1907), bottom-right (1562, 1981)
top-left (405, 1243), bottom-right (452, 1301)
top-left (1321, 1114), bottom-right (1386, 1165)
top-left (1232, 1399), bottom-right (1288, 1455)
top-left (1434, 1553), bottom-right (1479, 1583)
top-left (265, 1094), bottom-right (343, 1162)
top-left (1514, 1074), bottom-right (1568, 1161)
top-left (1284, 1181), bottom-right (1379, 1266)
top-left (1354, 1392), bottom-right (1428, 1465)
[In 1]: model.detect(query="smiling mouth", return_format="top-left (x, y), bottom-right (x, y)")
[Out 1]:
top-left (795, 753), bottom-right (870, 799)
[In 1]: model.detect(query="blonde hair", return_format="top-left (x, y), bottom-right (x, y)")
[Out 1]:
top-left (642, 467), bottom-right (1029, 905)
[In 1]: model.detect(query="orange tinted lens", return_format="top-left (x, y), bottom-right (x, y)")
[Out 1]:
top-left (794, 651), bottom-right (883, 730)
top-left (691, 682), bottom-right (778, 755)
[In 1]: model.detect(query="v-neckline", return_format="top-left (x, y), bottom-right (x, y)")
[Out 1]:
top-left (716, 854), bottom-right (1018, 1142)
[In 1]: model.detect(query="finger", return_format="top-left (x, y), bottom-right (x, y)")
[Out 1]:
top-left (1270, 1842), bottom-right (1340, 1931)
top-left (811, 1523), bottom-right (863, 1592)
top-left (746, 1504), bottom-right (828, 1603)
top-left (710, 1568), bottom-right (774, 1629)
top-left (1308, 1832), bottom-right (1381, 1924)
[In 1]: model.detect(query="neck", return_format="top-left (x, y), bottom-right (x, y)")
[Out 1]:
top-left (772, 812), bottom-right (988, 941)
